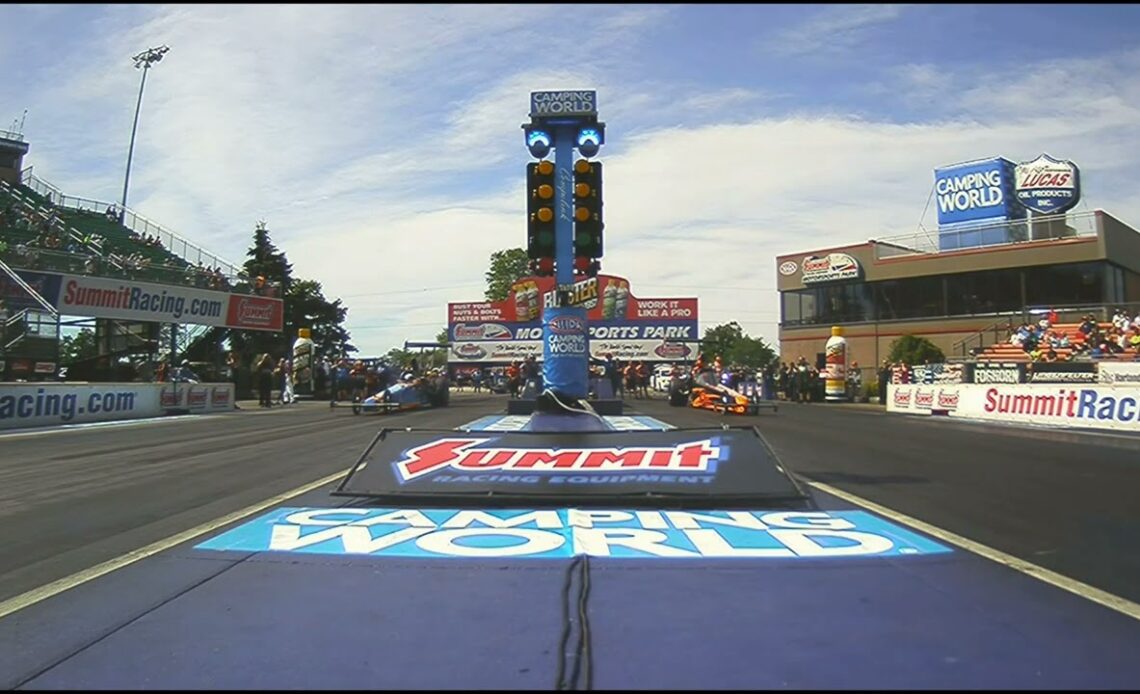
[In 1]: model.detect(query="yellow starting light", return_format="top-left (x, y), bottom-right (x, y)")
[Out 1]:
top-left (537, 160), bottom-right (555, 176)
top-left (538, 207), bottom-right (554, 223)
top-left (575, 206), bottom-right (590, 222)
top-left (538, 184), bottom-right (554, 199)
top-left (575, 182), bottom-right (591, 198)
top-left (574, 159), bottom-right (591, 175)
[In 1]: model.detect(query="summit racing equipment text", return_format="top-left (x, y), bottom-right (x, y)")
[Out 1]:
top-left (393, 438), bottom-right (720, 482)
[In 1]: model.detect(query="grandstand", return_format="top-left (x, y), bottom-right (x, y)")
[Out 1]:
top-left (1, 133), bottom-right (278, 380)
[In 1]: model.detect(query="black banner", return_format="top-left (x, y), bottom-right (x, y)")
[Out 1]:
top-left (1025, 361), bottom-right (1098, 384)
top-left (969, 362), bottom-right (1026, 384)
top-left (914, 363), bottom-right (966, 384)
top-left (334, 427), bottom-right (810, 508)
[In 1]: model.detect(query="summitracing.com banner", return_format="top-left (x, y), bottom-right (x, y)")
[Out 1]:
top-left (888, 382), bottom-right (1140, 432)
top-left (12, 270), bottom-right (283, 331)
top-left (447, 273), bottom-right (698, 364)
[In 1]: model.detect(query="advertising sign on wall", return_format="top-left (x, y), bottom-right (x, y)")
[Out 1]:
top-left (12, 270), bottom-right (284, 331)
top-left (888, 382), bottom-right (1140, 432)
top-left (933, 157), bottom-right (1024, 227)
top-left (1014, 154), bottom-right (1081, 215)
top-left (801, 253), bottom-right (860, 284)
top-left (448, 274), bottom-right (698, 364)
top-left (1025, 361), bottom-right (1097, 384)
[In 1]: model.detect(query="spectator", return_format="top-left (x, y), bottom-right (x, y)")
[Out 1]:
top-left (255, 353), bottom-right (275, 408)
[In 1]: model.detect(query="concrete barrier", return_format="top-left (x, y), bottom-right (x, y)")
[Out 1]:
top-left (0, 382), bottom-right (235, 430)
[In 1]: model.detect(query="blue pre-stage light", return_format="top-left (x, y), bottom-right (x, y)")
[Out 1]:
top-left (577, 128), bottom-right (600, 157)
top-left (526, 129), bottom-right (551, 158)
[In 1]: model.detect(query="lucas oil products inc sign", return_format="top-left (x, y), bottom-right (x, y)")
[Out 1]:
top-left (1014, 154), bottom-right (1081, 215)
top-left (448, 274), bottom-right (698, 364)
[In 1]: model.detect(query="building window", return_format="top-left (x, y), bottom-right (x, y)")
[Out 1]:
top-left (945, 269), bottom-right (1022, 316)
top-left (874, 276), bottom-right (943, 320)
top-left (1023, 262), bottom-right (1104, 308)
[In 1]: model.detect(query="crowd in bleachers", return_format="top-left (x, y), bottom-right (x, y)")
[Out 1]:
top-left (1002, 307), bottom-right (1140, 361)
top-left (1, 182), bottom-right (275, 296)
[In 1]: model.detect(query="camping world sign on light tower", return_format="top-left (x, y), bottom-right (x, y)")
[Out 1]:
top-left (523, 90), bottom-right (606, 403)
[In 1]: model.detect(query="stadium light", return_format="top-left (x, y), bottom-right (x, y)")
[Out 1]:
top-left (120, 45), bottom-right (170, 222)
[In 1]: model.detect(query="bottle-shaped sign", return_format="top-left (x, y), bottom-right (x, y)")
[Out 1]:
top-left (602, 280), bottom-right (618, 319)
top-left (614, 281), bottom-right (629, 319)
top-left (824, 326), bottom-right (847, 402)
top-left (292, 327), bottom-right (315, 397)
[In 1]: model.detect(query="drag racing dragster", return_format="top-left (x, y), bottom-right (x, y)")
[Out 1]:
top-left (339, 370), bottom-right (450, 415)
top-left (670, 368), bottom-right (775, 415)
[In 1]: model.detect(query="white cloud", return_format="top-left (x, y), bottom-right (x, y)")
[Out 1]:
top-left (7, 6), bottom-right (1140, 357)
top-left (765, 4), bottom-right (911, 58)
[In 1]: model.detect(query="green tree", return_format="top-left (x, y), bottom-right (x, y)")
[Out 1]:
top-left (484, 248), bottom-right (531, 302)
top-left (730, 335), bottom-right (777, 370)
top-left (243, 219), bottom-right (293, 285)
top-left (701, 321), bottom-right (745, 363)
top-left (59, 328), bottom-right (97, 365)
top-left (229, 220), bottom-right (356, 360)
top-left (699, 321), bottom-right (777, 370)
top-left (287, 279), bottom-right (356, 358)
top-left (887, 334), bottom-right (945, 365)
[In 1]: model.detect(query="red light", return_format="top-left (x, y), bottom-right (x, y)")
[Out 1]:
top-left (537, 257), bottom-right (555, 275)
top-left (574, 256), bottom-right (591, 273)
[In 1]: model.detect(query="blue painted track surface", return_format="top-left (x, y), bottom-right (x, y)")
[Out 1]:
top-left (4, 486), bottom-right (1140, 690)
top-left (3, 406), bottom-right (1140, 689)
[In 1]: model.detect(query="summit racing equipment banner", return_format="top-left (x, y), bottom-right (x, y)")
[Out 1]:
top-left (13, 270), bottom-right (284, 331)
top-left (888, 382), bottom-right (1140, 432)
top-left (334, 428), bottom-right (803, 505)
top-left (448, 273), bottom-right (697, 364)
top-left (195, 507), bottom-right (951, 559)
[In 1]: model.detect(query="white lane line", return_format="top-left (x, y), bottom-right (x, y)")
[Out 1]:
top-left (806, 480), bottom-right (1140, 622)
top-left (0, 415), bottom-right (221, 439)
top-left (0, 466), bottom-right (352, 620)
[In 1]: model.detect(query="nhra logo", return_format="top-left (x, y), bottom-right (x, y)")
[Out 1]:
top-left (548, 315), bottom-right (584, 334)
top-left (936, 390), bottom-right (959, 410)
top-left (211, 388), bottom-right (231, 406)
top-left (914, 389), bottom-right (934, 408)
top-left (893, 389), bottom-right (911, 407)
top-left (393, 437), bottom-right (721, 482)
top-left (1014, 154), bottom-right (1080, 215)
top-left (453, 323), bottom-right (511, 340)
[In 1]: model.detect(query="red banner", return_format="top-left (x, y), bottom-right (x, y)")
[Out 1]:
top-left (225, 295), bottom-right (284, 332)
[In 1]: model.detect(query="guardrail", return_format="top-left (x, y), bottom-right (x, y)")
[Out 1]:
top-left (871, 210), bottom-right (1100, 260)
top-left (19, 168), bottom-right (244, 277)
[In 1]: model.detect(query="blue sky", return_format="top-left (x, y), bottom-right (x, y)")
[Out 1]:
top-left (3, 4), bottom-right (1140, 355)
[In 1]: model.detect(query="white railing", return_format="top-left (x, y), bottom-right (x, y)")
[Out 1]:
top-left (18, 168), bottom-right (245, 277)
top-left (871, 210), bottom-right (1100, 260)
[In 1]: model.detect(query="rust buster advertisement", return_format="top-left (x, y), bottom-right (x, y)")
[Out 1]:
top-left (448, 274), bottom-right (698, 364)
